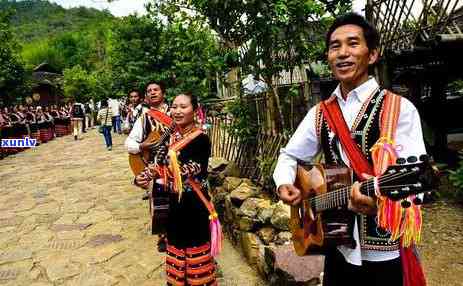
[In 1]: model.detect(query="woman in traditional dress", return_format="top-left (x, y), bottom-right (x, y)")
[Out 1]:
top-left (135, 93), bottom-right (220, 286)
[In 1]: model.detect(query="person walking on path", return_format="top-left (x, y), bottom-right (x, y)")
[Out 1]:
top-left (70, 100), bottom-right (85, 141)
top-left (109, 98), bottom-right (122, 134)
top-left (97, 100), bottom-right (114, 151)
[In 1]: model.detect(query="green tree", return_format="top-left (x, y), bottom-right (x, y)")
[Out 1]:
top-left (155, 0), bottom-right (344, 132)
top-left (0, 9), bottom-right (27, 105)
top-left (62, 65), bottom-right (95, 103)
top-left (108, 12), bottom-right (222, 100)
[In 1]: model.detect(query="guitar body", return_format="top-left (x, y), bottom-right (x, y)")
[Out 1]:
top-left (128, 131), bottom-right (161, 175)
top-left (290, 163), bottom-right (355, 256)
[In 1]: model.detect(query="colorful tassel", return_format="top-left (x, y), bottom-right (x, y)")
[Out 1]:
top-left (209, 212), bottom-right (223, 257)
top-left (168, 149), bottom-right (183, 201)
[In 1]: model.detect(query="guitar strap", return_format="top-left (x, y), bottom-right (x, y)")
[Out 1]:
top-left (320, 99), bottom-right (374, 179)
top-left (147, 109), bottom-right (173, 127)
top-left (320, 91), bottom-right (426, 286)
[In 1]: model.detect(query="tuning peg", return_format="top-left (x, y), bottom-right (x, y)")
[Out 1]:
top-left (413, 195), bottom-right (423, 205)
top-left (401, 199), bottom-right (412, 208)
top-left (407, 156), bottom-right (418, 163)
top-left (396, 157), bottom-right (406, 165)
top-left (419, 154), bottom-right (429, 162)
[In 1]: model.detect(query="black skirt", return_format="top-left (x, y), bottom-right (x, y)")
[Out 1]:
top-left (166, 187), bottom-right (211, 249)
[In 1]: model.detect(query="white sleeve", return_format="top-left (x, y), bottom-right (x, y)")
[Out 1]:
top-left (395, 97), bottom-right (427, 159)
top-left (125, 116), bottom-right (143, 154)
top-left (273, 106), bottom-right (321, 188)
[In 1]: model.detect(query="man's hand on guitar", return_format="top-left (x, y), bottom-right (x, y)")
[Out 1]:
top-left (349, 181), bottom-right (377, 215)
top-left (135, 173), bottom-right (151, 189)
top-left (277, 184), bottom-right (302, 206)
top-left (140, 141), bottom-right (156, 151)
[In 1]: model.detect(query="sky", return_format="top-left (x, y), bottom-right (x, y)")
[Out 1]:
top-left (49, 0), bottom-right (149, 17)
top-left (50, 0), bottom-right (369, 18)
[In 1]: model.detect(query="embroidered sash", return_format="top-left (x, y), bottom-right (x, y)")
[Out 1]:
top-left (320, 99), bottom-right (374, 179)
top-left (147, 109), bottom-right (172, 126)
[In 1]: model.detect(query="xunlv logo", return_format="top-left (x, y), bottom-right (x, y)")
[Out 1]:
top-left (1, 137), bottom-right (37, 148)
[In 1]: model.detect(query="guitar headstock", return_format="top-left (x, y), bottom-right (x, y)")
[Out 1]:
top-left (378, 155), bottom-right (439, 204)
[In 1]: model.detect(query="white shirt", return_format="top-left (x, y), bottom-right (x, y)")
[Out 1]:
top-left (273, 77), bottom-right (427, 265)
top-left (125, 111), bottom-right (148, 154)
top-left (124, 104), bottom-right (169, 154)
top-left (108, 98), bottom-right (120, 116)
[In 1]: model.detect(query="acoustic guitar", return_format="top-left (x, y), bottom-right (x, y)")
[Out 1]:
top-left (289, 156), bottom-right (437, 256)
top-left (128, 123), bottom-right (176, 175)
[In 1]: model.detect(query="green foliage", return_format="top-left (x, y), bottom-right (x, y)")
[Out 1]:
top-left (62, 65), bottom-right (96, 103)
top-left (0, 0), bottom-right (114, 43)
top-left (449, 155), bottom-right (463, 201)
top-left (109, 8), bottom-right (222, 101)
top-left (0, 8), bottom-right (27, 105)
top-left (224, 98), bottom-right (258, 140)
top-left (448, 80), bottom-right (463, 95)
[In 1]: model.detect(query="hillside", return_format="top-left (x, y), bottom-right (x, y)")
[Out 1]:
top-left (0, 0), bottom-right (114, 43)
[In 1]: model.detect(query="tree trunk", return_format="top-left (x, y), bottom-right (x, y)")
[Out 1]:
top-left (266, 79), bottom-right (284, 134)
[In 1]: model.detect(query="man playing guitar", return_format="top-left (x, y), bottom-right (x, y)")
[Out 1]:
top-left (273, 13), bottom-right (427, 286)
top-left (125, 80), bottom-right (171, 252)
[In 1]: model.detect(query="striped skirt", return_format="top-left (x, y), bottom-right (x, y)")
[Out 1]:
top-left (166, 243), bottom-right (217, 286)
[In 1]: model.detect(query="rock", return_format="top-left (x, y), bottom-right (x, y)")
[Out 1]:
top-left (0, 249), bottom-right (32, 265)
top-left (257, 227), bottom-right (276, 245)
top-left (240, 178), bottom-right (255, 187)
top-left (240, 232), bottom-right (262, 265)
top-left (208, 157), bottom-right (229, 172)
top-left (230, 184), bottom-right (258, 206)
top-left (212, 191), bottom-right (228, 221)
top-left (271, 201), bottom-right (291, 231)
top-left (238, 216), bottom-right (257, 231)
top-left (275, 231), bottom-right (293, 245)
top-left (40, 255), bottom-right (81, 282)
top-left (256, 244), bottom-right (271, 278)
top-left (213, 186), bottom-right (227, 196)
top-left (224, 161), bottom-right (241, 177)
top-left (224, 195), bottom-right (238, 223)
top-left (86, 234), bottom-right (124, 247)
top-left (223, 177), bottom-right (243, 192)
top-left (208, 172), bottom-right (225, 187)
top-left (265, 244), bottom-right (324, 286)
top-left (239, 198), bottom-right (271, 219)
top-left (257, 204), bottom-right (276, 224)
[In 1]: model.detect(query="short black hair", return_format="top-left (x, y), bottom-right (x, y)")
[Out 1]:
top-left (326, 13), bottom-right (379, 52)
top-left (145, 80), bottom-right (166, 94)
top-left (100, 100), bottom-right (108, 107)
top-left (178, 92), bottom-right (198, 110)
top-left (128, 88), bottom-right (143, 98)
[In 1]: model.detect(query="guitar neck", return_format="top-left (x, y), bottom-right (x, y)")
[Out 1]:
top-left (311, 179), bottom-right (375, 213)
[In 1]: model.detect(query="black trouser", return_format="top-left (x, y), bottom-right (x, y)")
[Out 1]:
top-left (323, 249), bottom-right (403, 286)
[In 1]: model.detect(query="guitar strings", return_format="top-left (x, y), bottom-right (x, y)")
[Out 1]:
top-left (309, 170), bottom-right (418, 210)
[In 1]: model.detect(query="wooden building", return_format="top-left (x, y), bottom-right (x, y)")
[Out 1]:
top-left (31, 63), bottom-right (63, 106)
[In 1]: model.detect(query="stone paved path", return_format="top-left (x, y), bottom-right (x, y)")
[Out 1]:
top-left (0, 130), bottom-right (265, 286)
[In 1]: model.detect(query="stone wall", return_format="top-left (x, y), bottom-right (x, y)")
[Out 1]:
top-left (209, 158), bottom-right (324, 285)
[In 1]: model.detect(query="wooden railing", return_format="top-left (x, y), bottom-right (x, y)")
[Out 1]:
top-left (207, 115), bottom-right (288, 187)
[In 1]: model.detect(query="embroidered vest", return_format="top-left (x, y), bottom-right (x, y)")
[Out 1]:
top-left (316, 90), bottom-right (400, 251)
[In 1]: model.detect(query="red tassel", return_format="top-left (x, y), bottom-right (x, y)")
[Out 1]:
top-left (400, 246), bottom-right (426, 286)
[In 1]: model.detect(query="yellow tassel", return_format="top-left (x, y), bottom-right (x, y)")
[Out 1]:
top-left (168, 149), bottom-right (183, 201)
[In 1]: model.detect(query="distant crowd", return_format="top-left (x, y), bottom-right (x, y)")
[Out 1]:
top-left (0, 102), bottom-right (95, 158)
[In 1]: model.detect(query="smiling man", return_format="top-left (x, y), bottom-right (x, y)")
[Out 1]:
top-left (273, 13), bottom-right (427, 286)
top-left (125, 80), bottom-right (171, 253)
